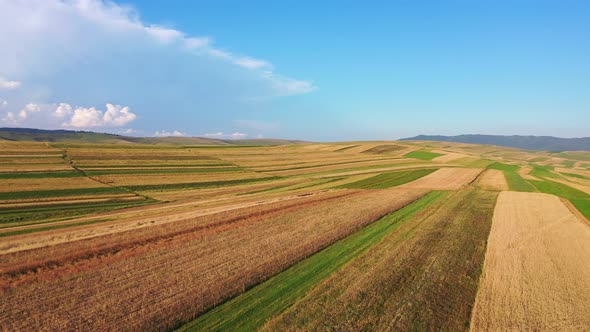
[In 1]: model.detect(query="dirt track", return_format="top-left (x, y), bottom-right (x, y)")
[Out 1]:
top-left (402, 167), bottom-right (482, 190)
top-left (470, 191), bottom-right (590, 331)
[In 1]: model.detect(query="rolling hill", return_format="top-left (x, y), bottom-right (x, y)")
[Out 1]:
top-left (400, 134), bottom-right (590, 151)
top-left (0, 127), bottom-right (304, 146)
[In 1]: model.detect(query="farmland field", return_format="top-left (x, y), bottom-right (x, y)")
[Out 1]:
top-left (1, 139), bottom-right (589, 331)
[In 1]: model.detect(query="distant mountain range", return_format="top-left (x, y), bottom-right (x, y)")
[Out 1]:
top-left (400, 134), bottom-right (590, 152)
top-left (0, 128), bottom-right (304, 146)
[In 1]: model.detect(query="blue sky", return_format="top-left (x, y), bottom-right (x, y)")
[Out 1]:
top-left (0, 0), bottom-right (588, 140)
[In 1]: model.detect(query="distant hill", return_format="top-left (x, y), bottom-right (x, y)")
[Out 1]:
top-left (0, 128), bottom-right (305, 146)
top-left (400, 134), bottom-right (590, 152)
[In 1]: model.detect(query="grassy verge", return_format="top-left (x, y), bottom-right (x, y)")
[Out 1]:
top-left (0, 186), bottom-right (128, 200)
top-left (176, 191), bottom-right (447, 332)
top-left (0, 171), bottom-right (82, 179)
top-left (404, 150), bottom-right (443, 160)
top-left (336, 168), bottom-right (437, 189)
top-left (0, 198), bottom-right (156, 225)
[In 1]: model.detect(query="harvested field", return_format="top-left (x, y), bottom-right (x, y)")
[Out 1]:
top-left (471, 192), bottom-right (590, 331)
top-left (432, 152), bottom-right (467, 163)
top-left (402, 167), bottom-right (483, 190)
top-left (263, 189), bottom-right (496, 331)
top-left (181, 191), bottom-right (448, 331)
top-left (477, 169), bottom-right (508, 191)
top-left (0, 188), bottom-right (426, 331)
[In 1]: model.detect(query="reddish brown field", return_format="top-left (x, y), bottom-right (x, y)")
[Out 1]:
top-left (0, 188), bottom-right (426, 331)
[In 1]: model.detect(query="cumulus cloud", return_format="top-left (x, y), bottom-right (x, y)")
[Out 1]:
top-left (18, 103), bottom-right (40, 120)
top-left (54, 103), bottom-right (73, 118)
top-left (0, 0), bottom-right (315, 134)
top-left (0, 77), bottom-right (20, 89)
top-left (64, 103), bottom-right (136, 128)
top-left (154, 130), bottom-right (187, 137)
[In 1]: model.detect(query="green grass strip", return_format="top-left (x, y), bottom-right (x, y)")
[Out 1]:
top-left (570, 199), bottom-right (590, 221)
top-left (404, 150), bottom-right (443, 160)
top-left (337, 168), bottom-right (437, 189)
top-left (0, 171), bottom-right (82, 179)
top-left (504, 171), bottom-right (536, 192)
top-left (487, 162), bottom-right (519, 172)
top-left (560, 172), bottom-right (590, 180)
top-left (0, 187), bottom-right (128, 200)
top-left (529, 179), bottom-right (590, 200)
top-left (176, 191), bottom-right (447, 332)
top-left (529, 165), bottom-right (560, 179)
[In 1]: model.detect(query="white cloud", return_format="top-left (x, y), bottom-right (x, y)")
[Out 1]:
top-left (68, 107), bottom-right (102, 127)
top-left (18, 103), bottom-right (40, 120)
top-left (0, 99), bottom-right (7, 107)
top-left (63, 103), bottom-right (137, 128)
top-left (202, 132), bottom-right (248, 139)
top-left (1, 111), bottom-right (17, 125)
top-left (0, 77), bottom-right (21, 89)
top-left (123, 128), bottom-right (137, 134)
top-left (154, 130), bottom-right (186, 137)
top-left (233, 57), bottom-right (271, 69)
top-left (145, 25), bottom-right (184, 43)
top-left (103, 103), bottom-right (136, 126)
top-left (54, 103), bottom-right (73, 118)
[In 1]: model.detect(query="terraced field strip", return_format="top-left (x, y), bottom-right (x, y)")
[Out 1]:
top-left (264, 189), bottom-right (496, 331)
top-left (177, 191), bottom-right (446, 332)
top-left (404, 150), bottom-right (444, 160)
top-left (471, 192), bottom-right (590, 331)
top-left (401, 167), bottom-right (483, 190)
top-left (337, 168), bottom-right (437, 189)
top-left (0, 189), bottom-right (426, 331)
top-left (477, 169), bottom-right (508, 191)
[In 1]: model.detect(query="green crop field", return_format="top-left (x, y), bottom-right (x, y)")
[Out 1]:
top-left (337, 168), bottom-right (437, 189)
top-left (404, 150), bottom-right (444, 160)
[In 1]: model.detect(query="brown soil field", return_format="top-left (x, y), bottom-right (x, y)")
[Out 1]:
top-left (402, 167), bottom-right (483, 190)
top-left (264, 189), bottom-right (497, 331)
top-left (0, 190), bottom-right (350, 254)
top-left (0, 196), bottom-right (142, 211)
top-left (0, 177), bottom-right (108, 192)
top-left (477, 169), bottom-right (508, 191)
top-left (91, 171), bottom-right (267, 186)
top-left (0, 188), bottom-right (426, 331)
top-left (470, 192), bottom-right (590, 331)
top-left (432, 151), bottom-right (468, 163)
